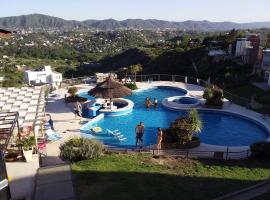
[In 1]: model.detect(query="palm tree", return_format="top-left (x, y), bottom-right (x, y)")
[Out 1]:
top-left (128, 64), bottom-right (142, 83)
top-left (188, 109), bottom-right (202, 139)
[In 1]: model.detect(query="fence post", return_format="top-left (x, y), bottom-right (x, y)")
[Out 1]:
top-left (185, 76), bottom-right (187, 83)
top-left (246, 150), bottom-right (249, 159)
top-left (172, 75), bottom-right (175, 82)
top-left (186, 150), bottom-right (189, 158)
top-left (226, 147), bottom-right (229, 160)
top-left (152, 149), bottom-right (155, 155)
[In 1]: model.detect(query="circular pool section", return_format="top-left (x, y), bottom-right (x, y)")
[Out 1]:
top-left (79, 86), bottom-right (269, 148)
top-left (173, 96), bottom-right (198, 104)
top-left (162, 96), bottom-right (200, 110)
top-left (197, 111), bottom-right (269, 147)
top-left (99, 98), bottom-right (134, 117)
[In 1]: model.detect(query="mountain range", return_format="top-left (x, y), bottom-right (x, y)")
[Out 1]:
top-left (1, 14), bottom-right (270, 31)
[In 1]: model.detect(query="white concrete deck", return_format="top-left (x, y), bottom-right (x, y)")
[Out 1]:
top-left (42, 84), bottom-right (94, 166)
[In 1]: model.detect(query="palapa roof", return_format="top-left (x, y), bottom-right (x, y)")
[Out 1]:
top-left (89, 76), bottom-right (132, 99)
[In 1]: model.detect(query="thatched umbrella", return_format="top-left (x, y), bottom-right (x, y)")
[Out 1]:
top-left (89, 76), bottom-right (132, 99)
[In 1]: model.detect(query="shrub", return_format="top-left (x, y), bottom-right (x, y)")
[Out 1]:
top-left (165, 109), bottom-right (202, 144)
top-left (124, 83), bottom-right (138, 90)
top-left (203, 85), bottom-right (224, 108)
top-left (60, 138), bottom-right (104, 161)
top-left (250, 141), bottom-right (270, 159)
top-left (66, 96), bottom-right (87, 103)
top-left (68, 86), bottom-right (78, 97)
top-left (20, 136), bottom-right (35, 151)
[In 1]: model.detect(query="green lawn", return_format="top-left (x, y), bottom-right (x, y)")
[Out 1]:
top-left (228, 85), bottom-right (264, 100)
top-left (72, 153), bottom-right (270, 200)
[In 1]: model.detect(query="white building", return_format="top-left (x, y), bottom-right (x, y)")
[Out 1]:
top-left (235, 38), bottom-right (252, 56)
top-left (95, 73), bottom-right (117, 83)
top-left (261, 49), bottom-right (270, 69)
top-left (24, 66), bottom-right (62, 88)
top-left (208, 50), bottom-right (226, 57)
top-left (264, 71), bottom-right (270, 86)
top-left (261, 49), bottom-right (270, 86)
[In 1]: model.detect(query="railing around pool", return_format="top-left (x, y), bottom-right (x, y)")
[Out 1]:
top-left (62, 74), bottom-right (270, 115)
top-left (108, 146), bottom-right (251, 160)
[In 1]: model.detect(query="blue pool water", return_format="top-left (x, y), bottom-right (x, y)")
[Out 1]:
top-left (173, 97), bottom-right (199, 104)
top-left (80, 87), bottom-right (268, 147)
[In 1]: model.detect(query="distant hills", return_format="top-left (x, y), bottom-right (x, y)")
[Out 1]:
top-left (1, 14), bottom-right (270, 31)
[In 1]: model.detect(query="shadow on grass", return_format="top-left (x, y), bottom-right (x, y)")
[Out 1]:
top-left (73, 170), bottom-right (261, 200)
top-left (198, 157), bottom-right (270, 169)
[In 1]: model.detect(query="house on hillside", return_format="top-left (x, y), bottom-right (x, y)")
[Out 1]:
top-left (261, 49), bottom-right (270, 86)
top-left (235, 38), bottom-right (253, 63)
top-left (95, 73), bottom-right (117, 83)
top-left (24, 66), bottom-right (62, 88)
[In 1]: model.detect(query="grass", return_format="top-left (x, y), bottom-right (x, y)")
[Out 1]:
top-left (72, 153), bottom-right (270, 200)
top-left (253, 192), bottom-right (270, 200)
top-left (256, 91), bottom-right (270, 106)
top-left (228, 84), bottom-right (265, 100)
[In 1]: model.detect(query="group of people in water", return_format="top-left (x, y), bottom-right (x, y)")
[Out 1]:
top-left (135, 122), bottom-right (163, 155)
top-left (145, 98), bottom-right (158, 109)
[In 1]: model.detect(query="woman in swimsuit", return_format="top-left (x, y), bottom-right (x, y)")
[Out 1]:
top-left (157, 127), bottom-right (163, 155)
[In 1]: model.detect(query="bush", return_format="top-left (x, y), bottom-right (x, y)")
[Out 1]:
top-left (250, 141), bottom-right (270, 159)
top-left (66, 96), bottom-right (87, 103)
top-left (60, 138), bottom-right (104, 161)
top-left (124, 83), bottom-right (138, 90)
top-left (203, 85), bottom-right (224, 108)
top-left (20, 136), bottom-right (35, 151)
top-left (68, 86), bottom-right (78, 97)
top-left (165, 109), bottom-right (202, 145)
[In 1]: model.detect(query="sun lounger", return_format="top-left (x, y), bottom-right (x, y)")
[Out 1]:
top-left (107, 129), bottom-right (120, 135)
top-left (118, 137), bottom-right (127, 142)
top-left (45, 129), bottom-right (62, 141)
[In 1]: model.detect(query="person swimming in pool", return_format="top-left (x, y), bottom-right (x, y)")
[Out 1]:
top-left (153, 98), bottom-right (158, 108)
top-left (145, 98), bottom-right (152, 109)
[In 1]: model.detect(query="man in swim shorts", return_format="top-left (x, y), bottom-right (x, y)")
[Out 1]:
top-left (135, 122), bottom-right (144, 148)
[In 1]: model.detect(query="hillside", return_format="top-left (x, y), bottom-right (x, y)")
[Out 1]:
top-left (100, 47), bottom-right (253, 87)
top-left (1, 14), bottom-right (270, 31)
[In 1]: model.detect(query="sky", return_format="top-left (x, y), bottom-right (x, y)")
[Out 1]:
top-left (1, 0), bottom-right (270, 23)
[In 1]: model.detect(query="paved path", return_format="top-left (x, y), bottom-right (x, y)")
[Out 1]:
top-left (35, 85), bottom-right (92, 200)
top-left (34, 164), bottom-right (76, 200)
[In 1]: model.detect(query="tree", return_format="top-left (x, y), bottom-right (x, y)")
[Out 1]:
top-left (266, 33), bottom-right (270, 48)
top-left (128, 64), bottom-right (142, 82)
top-left (203, 85), bottom-right (224, 108)
top-left (188, 109), bottom-right (202, 135)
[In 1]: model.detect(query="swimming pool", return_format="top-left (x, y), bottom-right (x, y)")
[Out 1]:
top-left (80, 86), bottom-right (268, 147)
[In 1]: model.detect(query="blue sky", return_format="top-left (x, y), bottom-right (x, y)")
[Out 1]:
top-left (1, 0), bottom-right (269, 22)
